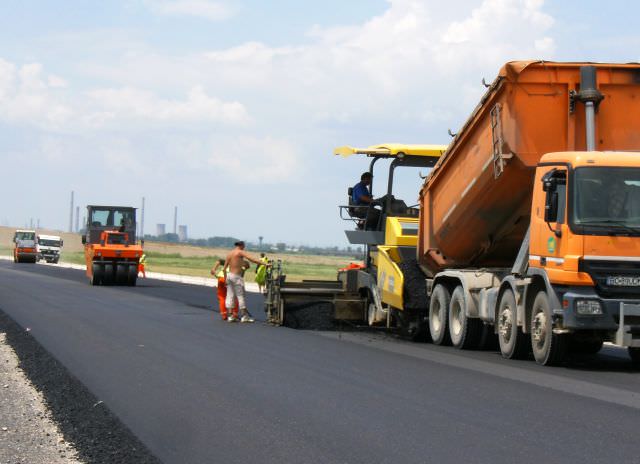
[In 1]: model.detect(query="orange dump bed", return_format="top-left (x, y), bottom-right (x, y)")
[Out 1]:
top-left (418, 61), bottom-right (640, 276)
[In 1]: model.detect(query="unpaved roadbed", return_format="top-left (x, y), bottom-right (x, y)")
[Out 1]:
top-left (0, 332), bottom-right (83, 464)
top-left (0, 311), bottom-right (161, 464)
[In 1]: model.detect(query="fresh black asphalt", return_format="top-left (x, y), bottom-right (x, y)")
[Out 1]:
top-left (1, 260), bottom-right (640, 464)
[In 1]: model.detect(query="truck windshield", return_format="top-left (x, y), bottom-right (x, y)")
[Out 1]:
top-left (91, 209), bottom-right (134, 228)
top-left (572, 167), bottom-right (640, 234)
top-left (39, 239), bottom-right (60, 247)
top-left (15, 232), bottom-right (35, 241)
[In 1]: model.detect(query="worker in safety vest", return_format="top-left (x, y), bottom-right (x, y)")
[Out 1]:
top-left (254, 253), bottom-right (269, 293)
top-left (138, 253), bottom-right (147, 278)
top-left (211, 259), bottom-right (239, 321)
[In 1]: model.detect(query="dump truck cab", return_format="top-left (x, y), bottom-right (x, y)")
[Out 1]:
top-left (37, 234), bottom-right (63, 263)
top-left (529, 151), bottom-right (640, 349)
top-left (82, 205), bottom-right (141, 286)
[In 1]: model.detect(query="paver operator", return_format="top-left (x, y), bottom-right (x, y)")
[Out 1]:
top-left (224, 241), bottom-right (269, 323)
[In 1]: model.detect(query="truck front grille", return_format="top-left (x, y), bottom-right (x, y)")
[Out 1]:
top-left (579, 259), bottom-right (640, 299)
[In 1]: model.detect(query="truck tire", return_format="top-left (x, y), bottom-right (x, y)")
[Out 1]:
top-left (497, 289), bottom-right (529, 359)
top-left (398, 259), bottom-right (429, 341)
top-left (399, 259), bottom-right (428, 311)
top-left (127, 265), bottom-right (138, 286)
top-left (531, 291), bottom-right (567, 366)
top-left (103, 264), bottom-right (114, 285)
top-left (429, 284), bottom-right (451, 345)
top-left (448, 285), bottom-right (483, 350)
top-left (116, 264), bottom-right (128, 285)
top-left (53, 258), bottom-right (59, 264)
top-left (90, 263), bottom-right (103, 286)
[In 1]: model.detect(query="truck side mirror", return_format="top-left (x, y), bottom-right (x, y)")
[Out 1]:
top-left (81, 236), bottom-right (86, 245)
top-left (544, 190), bottom-right (559, 223)
top-left (60, 240), bottom-right (63, 247)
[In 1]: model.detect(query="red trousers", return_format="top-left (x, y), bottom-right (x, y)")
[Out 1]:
top-left (138, 263), bottom-right (146, 278)
top-left (217, 278), bottom-right (238, 319)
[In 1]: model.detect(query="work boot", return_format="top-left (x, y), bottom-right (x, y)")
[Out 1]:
top-left (241, 315), bottom-right (255, 323)
top-left (228, 315), bottom-right (238, 322)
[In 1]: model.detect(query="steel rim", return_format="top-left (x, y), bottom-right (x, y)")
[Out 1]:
top-left (498, 306), bottom-right (513, 343)
top-left (532, 308), bottom-right (547, 352)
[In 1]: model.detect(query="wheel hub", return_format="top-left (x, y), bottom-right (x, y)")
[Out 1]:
top-left (498, 308), bottom-right (513, 341)
top-left (532, 311), bottom-right (546, 345)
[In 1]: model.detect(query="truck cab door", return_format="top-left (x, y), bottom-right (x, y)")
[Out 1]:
top-left (531, 168), bottom-right (568, 269)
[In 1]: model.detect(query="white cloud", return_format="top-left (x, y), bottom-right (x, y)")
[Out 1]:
top-left (144, 0), bottom-right (233, 21)
top-left (207, 135), bottom-right (300, 183)
top-left (0, 59), bottom-right (73, 129)
top-left (86, 85), bottom-right (249, 125)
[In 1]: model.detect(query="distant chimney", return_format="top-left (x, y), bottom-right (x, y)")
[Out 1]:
top-left (178, 225), bottom-right (188, 242)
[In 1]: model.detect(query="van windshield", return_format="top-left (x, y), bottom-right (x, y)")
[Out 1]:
top-left (572, 167), bottom-right (640, 235)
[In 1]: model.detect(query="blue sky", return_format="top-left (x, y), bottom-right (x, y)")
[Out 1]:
top-left (1, 0), bottom-right (640, 246)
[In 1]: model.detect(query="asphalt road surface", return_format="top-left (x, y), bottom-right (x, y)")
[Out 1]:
top-left (1, 260), bottom-right (640, 464)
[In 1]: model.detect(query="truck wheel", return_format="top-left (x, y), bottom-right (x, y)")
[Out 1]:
top-left (91, 263), bottom-right (103, 286)
top-left (127, 265), bottom-right (138, 286)
top-left (628, 348), bottom-right (640, 365)
top-left (449, 286), bottom-right (483, 350)
top-left (103, 264), bottom-right (114, 285)
top-left (497, 289), bottom-right (529, 359)
top-left (531, 291), bottom-right (567, 366)
top-left (116, 264), bottom-right (128, 285)
top-left (429, 284), bottom-right (451, 345)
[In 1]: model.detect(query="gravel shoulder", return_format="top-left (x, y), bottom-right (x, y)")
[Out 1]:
top-left (0, 310), bottom-right (161, 464)
top-left (0, 331), bottom-right (83, 464)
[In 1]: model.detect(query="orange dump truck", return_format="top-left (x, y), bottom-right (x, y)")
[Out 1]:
top-left (82, 205), bottom-right (142, 286)
top-left (419, 61), bottom-right (640, 364)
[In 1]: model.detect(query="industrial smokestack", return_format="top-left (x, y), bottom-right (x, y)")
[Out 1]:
top-left (75, 206), bottom-right (79, 232)
top-left (173, 206), bottom-right (177, 235)
top-left (141, 196), bottom-right (145, 239)
top-left (69, 191), bottom-right (74, 232)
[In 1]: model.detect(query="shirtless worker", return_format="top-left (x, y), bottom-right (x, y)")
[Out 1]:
top-left (224, 241), bottom-right (269, 323)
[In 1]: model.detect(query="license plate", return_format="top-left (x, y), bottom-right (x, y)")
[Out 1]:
top-left (606, 276), bottom-right (640, 287)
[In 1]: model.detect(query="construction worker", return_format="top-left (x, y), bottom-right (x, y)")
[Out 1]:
top-left (351, 172), bottom-right (381, 230)
top-left (224, 241), bottom-right (269, 323)
top-left (254, 253), bottom-right (269, 293)
top-left (138, 252), bottom-right (147, 278)
top-left (211, 259), bottom-right (238, 321)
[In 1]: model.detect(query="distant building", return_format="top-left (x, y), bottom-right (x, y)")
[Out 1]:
top-left (178, 225), bottom-right (188, 242)
top-left (156, 223), bottom-right (166, 236)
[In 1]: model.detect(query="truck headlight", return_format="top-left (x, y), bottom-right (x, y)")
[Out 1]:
top-left (576, 299), bottom-right (603, 315)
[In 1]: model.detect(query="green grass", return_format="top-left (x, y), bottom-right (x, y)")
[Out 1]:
top-left (55, 250), bottom-right (343, 282)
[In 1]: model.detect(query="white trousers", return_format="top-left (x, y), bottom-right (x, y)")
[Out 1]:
top-left (225, 273), bottom-right (247, 313)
